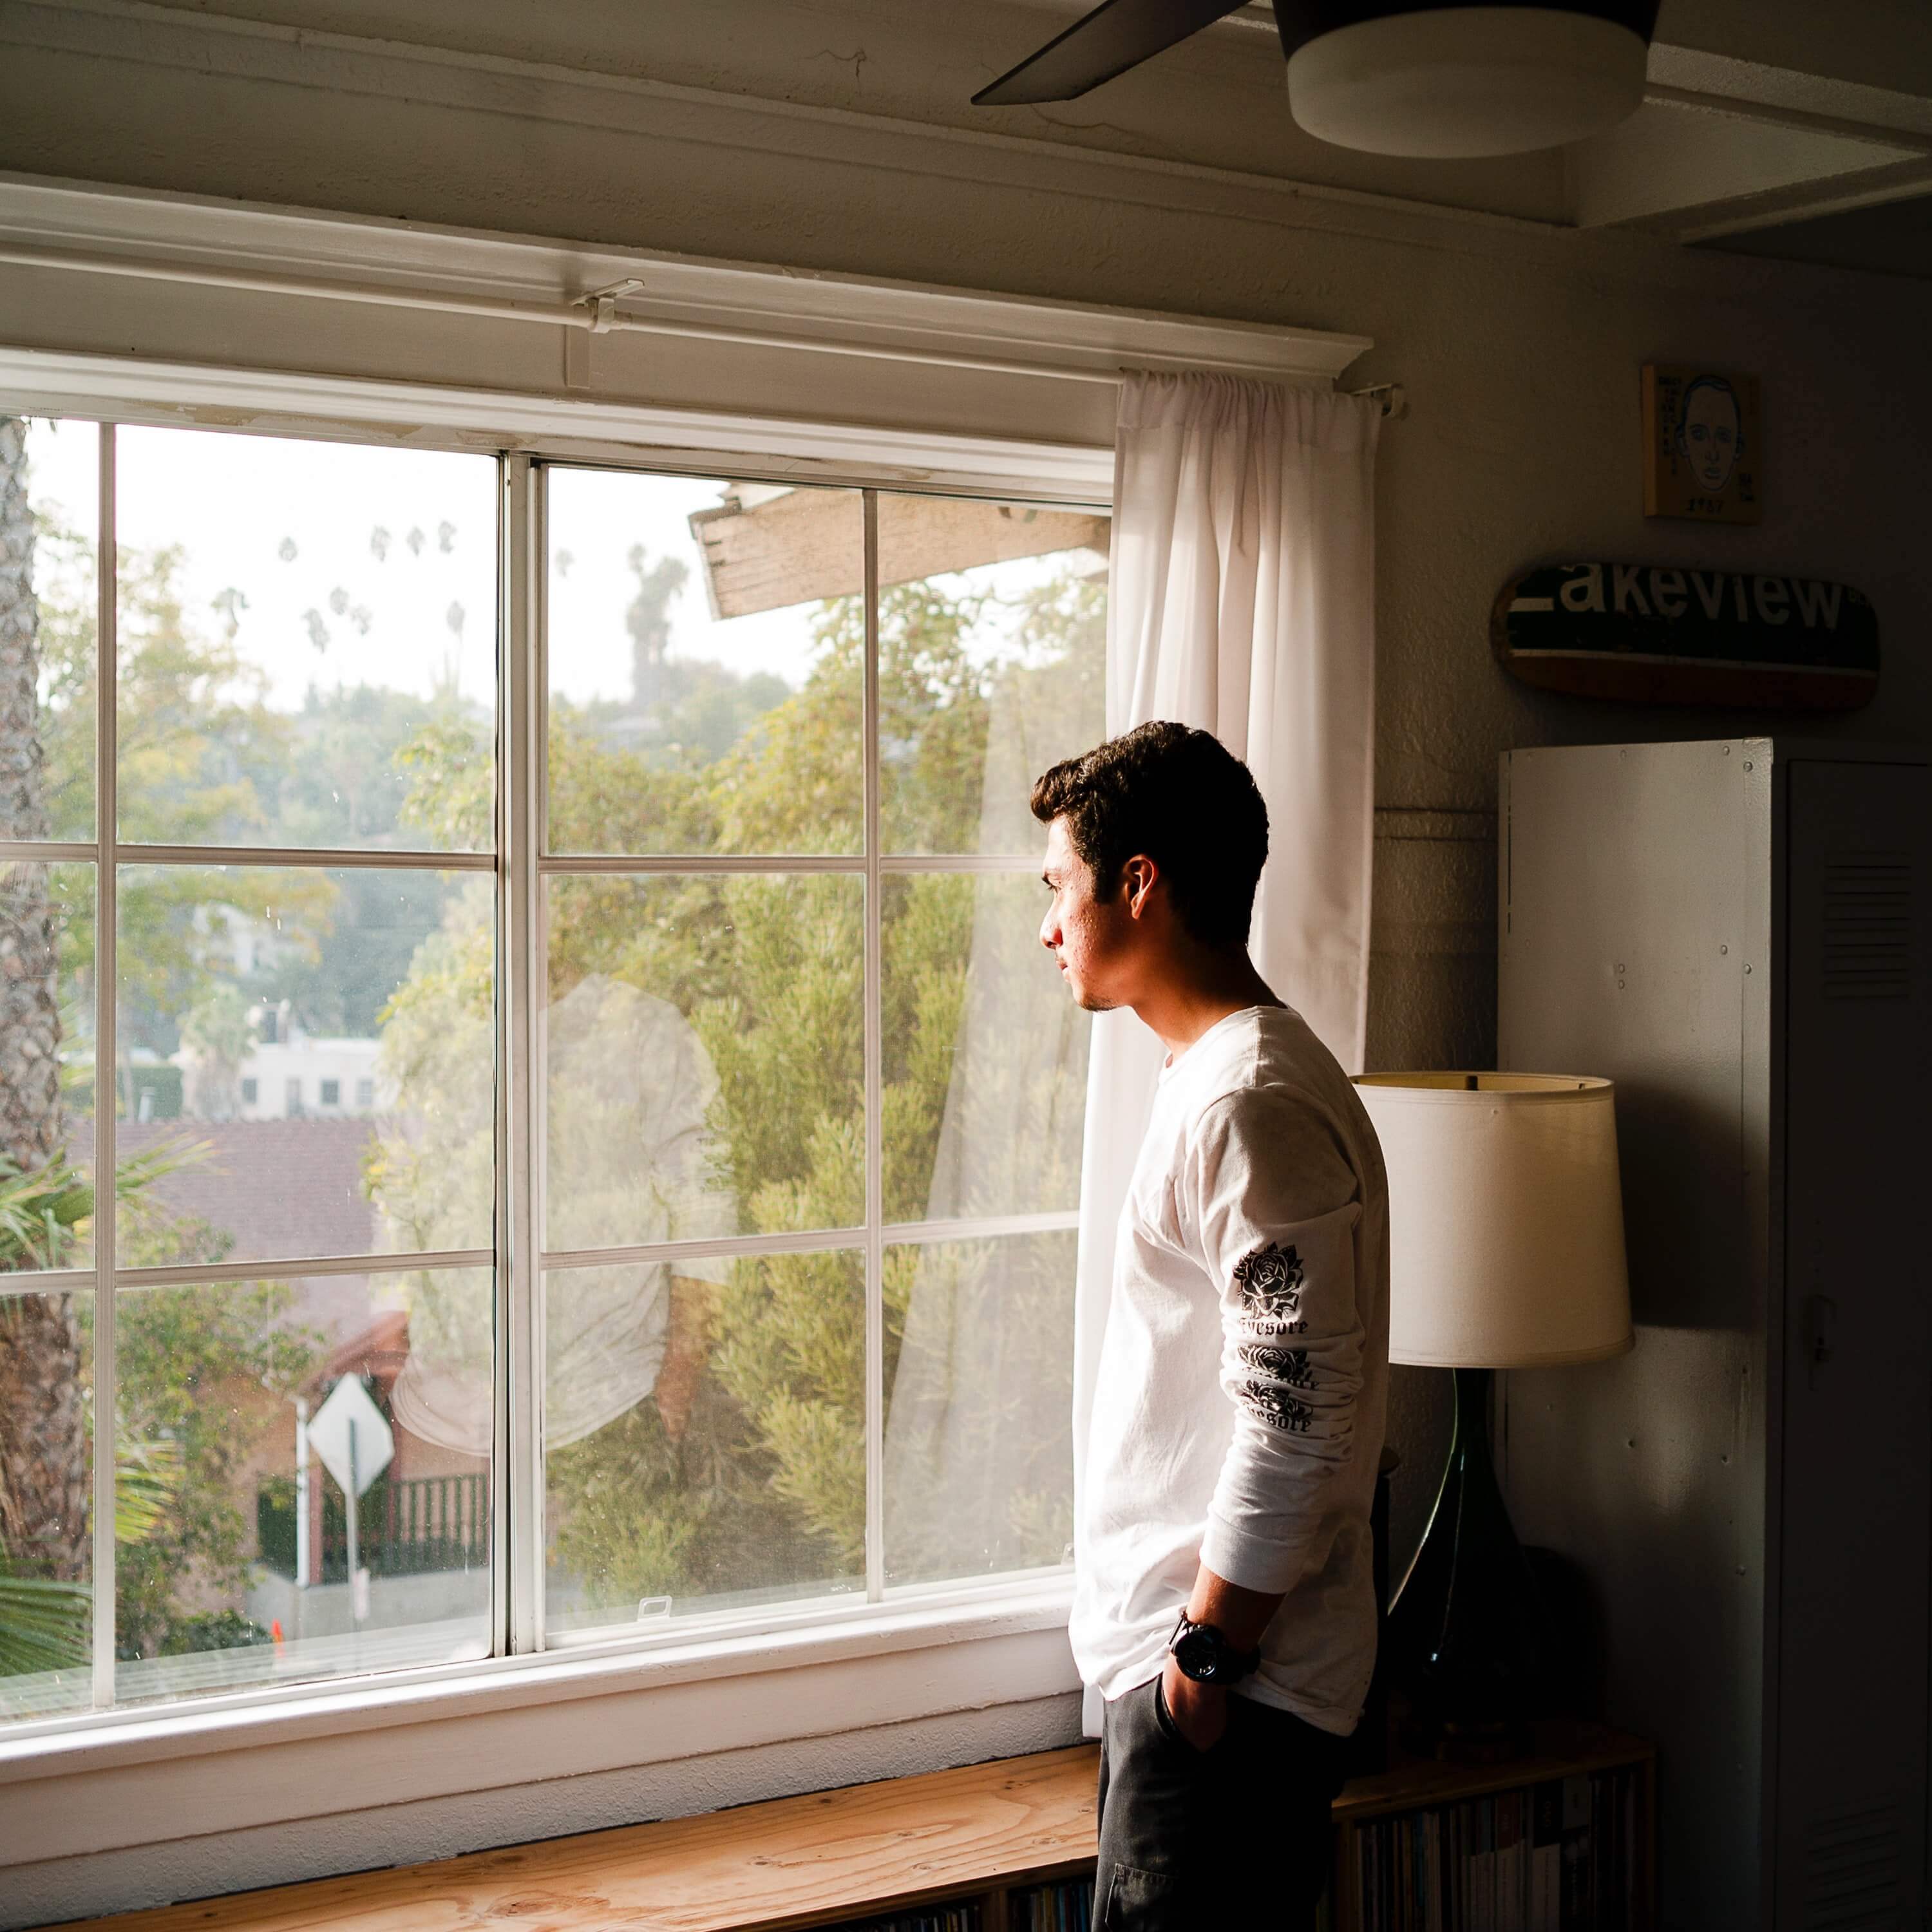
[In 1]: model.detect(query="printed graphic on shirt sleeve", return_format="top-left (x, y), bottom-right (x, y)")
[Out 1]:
top-left (1237, 1342), bottom-right (1315, 1388)
top-left (1239, 1381), bottom-right (1316, 1434)
top-left (1233, 1242), bottom-right (1305, 1333)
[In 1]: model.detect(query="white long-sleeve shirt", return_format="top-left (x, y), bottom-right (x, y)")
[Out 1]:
top-left (1069, 1004), bottom-right (1390, 1736)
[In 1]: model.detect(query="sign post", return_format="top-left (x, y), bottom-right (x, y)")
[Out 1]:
top-left (307, 1376), bottom-right (394, 1629)
top-left (294, 1397), bottom-right (310, 1593)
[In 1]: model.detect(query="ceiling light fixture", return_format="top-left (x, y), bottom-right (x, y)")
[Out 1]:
top-left (974, 1), bottom-right (1662, 160)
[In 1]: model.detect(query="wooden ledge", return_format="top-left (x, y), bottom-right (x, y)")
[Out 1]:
top-left (57, 1746), bottom-right (1103, 1932)
top-left (57, 1723), bottom-right (1654, 1931)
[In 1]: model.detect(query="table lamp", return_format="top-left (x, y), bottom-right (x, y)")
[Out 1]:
top-left (1352, 1073), bottom-right (1632, 1752)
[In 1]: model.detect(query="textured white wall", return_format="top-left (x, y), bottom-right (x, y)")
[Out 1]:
top-left (3, 0), bottom-right (1927, 1685)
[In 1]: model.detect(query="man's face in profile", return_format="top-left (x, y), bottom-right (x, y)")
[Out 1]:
top-left (1040, 816), bottom-right (1130, 1013)
top-left (1678, 382), bottom-right (1741, 492)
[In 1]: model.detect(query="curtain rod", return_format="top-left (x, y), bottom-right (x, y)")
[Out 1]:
top-left (0, 245), bottom-right (1396, 406)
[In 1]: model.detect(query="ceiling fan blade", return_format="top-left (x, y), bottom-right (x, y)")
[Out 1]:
top-left (972, 0), bottom-right (1252, 106)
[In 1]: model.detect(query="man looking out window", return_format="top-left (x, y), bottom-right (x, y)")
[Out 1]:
top-left (1034, 722), bottom-right (1390, 1929)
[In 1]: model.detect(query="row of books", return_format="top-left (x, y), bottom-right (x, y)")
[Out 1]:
top-left (828, 1908), bottom-right (978, 1932)
top-left (1353, 1766), bottom-right (1642, 1931)
top-left (1012, 1877), bottom-right (1094, 1931)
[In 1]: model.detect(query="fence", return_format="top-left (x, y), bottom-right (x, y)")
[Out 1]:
top-left (258, 1471), bottom-right (489, 1583)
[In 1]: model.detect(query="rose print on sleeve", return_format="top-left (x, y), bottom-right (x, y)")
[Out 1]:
top-left (1232, 1242), bottom-right (1305, 1333)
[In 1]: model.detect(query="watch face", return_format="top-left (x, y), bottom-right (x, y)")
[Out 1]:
top-left (1174, 1627), bottom-right (1220, 1680)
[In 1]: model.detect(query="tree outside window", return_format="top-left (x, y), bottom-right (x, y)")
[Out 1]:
top-left (0, 424), bottom-right (1106, 1720)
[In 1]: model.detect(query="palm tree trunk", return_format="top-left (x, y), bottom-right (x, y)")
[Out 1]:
top-left (0, 413), bottom-right (87, 1582)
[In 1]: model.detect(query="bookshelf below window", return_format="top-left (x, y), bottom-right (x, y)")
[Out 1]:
top-left (818, 1882), bottom-right (1097, 1932)
top-left (1332, 1725), bottom-right (1654, 1932)
top-left (1349, 1761), bottom-right (1644, 1931)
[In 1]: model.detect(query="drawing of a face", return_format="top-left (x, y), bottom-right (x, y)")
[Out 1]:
top-left (1676, 378), bottom-right (1743, 493)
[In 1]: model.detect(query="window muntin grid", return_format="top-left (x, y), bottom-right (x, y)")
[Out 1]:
top-left (0, 421), bottom-right (1102, 1730)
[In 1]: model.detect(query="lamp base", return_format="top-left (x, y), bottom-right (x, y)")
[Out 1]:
top-left (1387, 1367), bottom-right (1548, 1754)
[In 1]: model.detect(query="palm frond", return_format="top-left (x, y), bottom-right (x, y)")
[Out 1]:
top-left (115, 1434), bottom-right (184, 1545)
top-left (0, 1573), bottom-right (90, 1676)
top-left (0, 1138), bottom-right (214, 1271)
top-left (0, 1156), bottom-right (94, 1270)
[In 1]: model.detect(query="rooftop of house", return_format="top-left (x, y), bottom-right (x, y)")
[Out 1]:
top-left (66, 1116), bottom-right (381, 1273)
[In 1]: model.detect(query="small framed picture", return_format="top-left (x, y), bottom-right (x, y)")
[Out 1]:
top-left (1642, 364), bottom-right (1761, 524)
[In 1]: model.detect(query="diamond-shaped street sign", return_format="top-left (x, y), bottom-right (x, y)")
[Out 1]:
top-left (308, 1374), bottom-right (394, 1500)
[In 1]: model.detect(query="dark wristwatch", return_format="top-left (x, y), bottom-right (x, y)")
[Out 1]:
top-left (1167, 1611), bottom-right (1260, 1686)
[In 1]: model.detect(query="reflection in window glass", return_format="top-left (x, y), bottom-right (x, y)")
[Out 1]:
top-left (113, 428), bottom-right (498, 851)
top-left (545, 469), bottom-right (862, 857)
top-left (112, 1268), bottom-right (492, 1709)
top-left (6, 417), bottom-right (98, 843)
top-left (882, 872), bottom-right (1089, 1226)
top-left (544, 873), bottom-right (862, 1249)
top-left (0, 1289), bottom-right (93, 1723)
top-left (876, 494), bottom-right (1107, 857)
top-left (115, 866), bottom-right (495, 1267)
top-left (0, 862), bottom-right (95, 1273)
top-left (884, 1231), bottom-right (1076, 1589)
top-left (544, 1247), bottom-right (864, 1638)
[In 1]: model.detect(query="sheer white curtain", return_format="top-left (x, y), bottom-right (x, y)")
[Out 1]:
top-left (1072, 372), bottom-right (1380, 1729)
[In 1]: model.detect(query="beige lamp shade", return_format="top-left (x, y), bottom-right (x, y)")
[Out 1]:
top-left (1352, 1073), bottom-right (1633, 1369)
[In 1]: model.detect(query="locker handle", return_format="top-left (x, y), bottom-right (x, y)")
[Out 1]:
top-left (1802, 1294), bottom-right (1837, 1390)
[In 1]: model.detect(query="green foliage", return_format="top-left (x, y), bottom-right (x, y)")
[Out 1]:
top-left (0, 1345), bottom-right (191, 1677)
top-left (0, 1573), bottom-right (91, 1679)
top-left (0, 1141), bottom-right (218, 1272)
top-left (377, 544), bottom-right (1100, 1615)
top-left (109, 1277), bottom-right (321, 1662)
top-left (5, 528), bottom-right (337, 1677)
top-left (0, 1155), bottom-right (94, 1269)
top-left (169, 1608), bottom-right (270, 1652)
top-left (14, 491), bottom-right (1103, 1669)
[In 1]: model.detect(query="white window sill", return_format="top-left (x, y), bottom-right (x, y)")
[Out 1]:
top-left (0, 1579), bottom-right (1082, 1886)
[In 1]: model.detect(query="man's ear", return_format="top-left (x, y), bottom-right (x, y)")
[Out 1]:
top-left (1122, 855), bottom-right (1158, 920)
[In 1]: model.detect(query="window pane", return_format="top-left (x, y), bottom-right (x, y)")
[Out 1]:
top-left (5, 417), bottom-right (98, 843)
top-left (113, 1267), bottom-right (492, 1709)
top-left (544, 873), bottom-right (861, 1250)
top-left (1, 862), bottom-right (95, 1273)
top-left (544, 1245), bottom-right (863, 1638)
top-left (884, 1230), bottom-right (1075, 1588)
top-left (114, 427), bottom-right (498, 852)
top-left (115, 866), bottom-right (495, 1267)
top-left (876, 494), bottom-right (1107, 857)
top-left (0, 1286), bottom-right (93, 1723)
top-left (883, 873), bottom-right (1090, 1224)
top-left (545, 469), bottom-right (862, 857)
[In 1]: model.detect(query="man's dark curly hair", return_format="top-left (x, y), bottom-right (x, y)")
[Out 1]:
top-left (1030, 721), bottom-right (1268, 951)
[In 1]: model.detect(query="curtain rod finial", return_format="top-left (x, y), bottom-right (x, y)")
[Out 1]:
top-left (1349, 381), bottom-right (1406, 419)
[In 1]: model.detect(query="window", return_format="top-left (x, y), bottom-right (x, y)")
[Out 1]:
top-left (0, 422), bottom-right (1105, 1730)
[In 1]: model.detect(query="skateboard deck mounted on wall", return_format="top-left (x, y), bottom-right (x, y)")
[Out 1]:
top-left (1493, 560), bottom-right (1878, 710)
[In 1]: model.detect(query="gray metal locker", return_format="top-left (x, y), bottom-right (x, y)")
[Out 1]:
top-left (1496, 738), bottom-right (1931, 1931)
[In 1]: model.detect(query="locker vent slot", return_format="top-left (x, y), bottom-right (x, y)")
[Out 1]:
top-left (1823, 853), bottom-right (1911, 1000)
top-left (1803, 1801), bottom-right (1903, 1927)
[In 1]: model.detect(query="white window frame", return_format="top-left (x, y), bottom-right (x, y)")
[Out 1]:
top-left (2, 411), bottom-right (1104, 1738)
top-left (0, 188), bottom-right (1369, 1913)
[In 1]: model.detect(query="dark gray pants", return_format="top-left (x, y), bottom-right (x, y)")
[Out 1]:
top-left (1094, 1676), bottom-right (1346, 1929)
